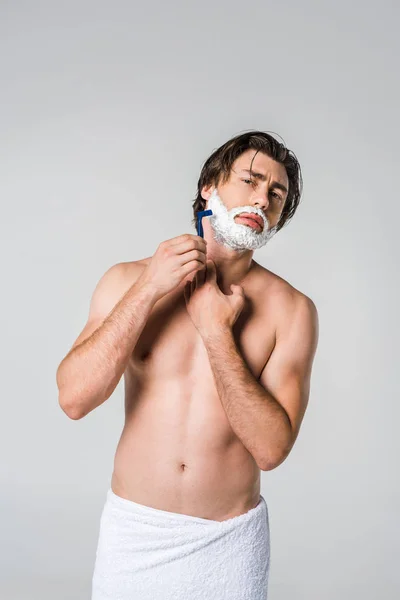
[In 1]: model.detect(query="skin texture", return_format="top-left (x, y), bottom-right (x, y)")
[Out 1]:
top-left (64, 149), bottom-right (319, 521)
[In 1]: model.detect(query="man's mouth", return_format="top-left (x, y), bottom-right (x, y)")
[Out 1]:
top-left (235, 213), bottom-right (264, 231)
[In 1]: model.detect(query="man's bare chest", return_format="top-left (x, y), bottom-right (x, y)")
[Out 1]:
top-left (128, 281), bottom-right (277, 383)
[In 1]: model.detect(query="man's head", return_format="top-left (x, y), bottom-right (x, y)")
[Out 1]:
top-left (192, 131), bottom-right (303, 248)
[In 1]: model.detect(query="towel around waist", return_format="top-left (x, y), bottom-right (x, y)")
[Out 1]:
top-left (92, 487), bottom-right (271, 599)
top-left (106, 486), bottom-right (268, 530)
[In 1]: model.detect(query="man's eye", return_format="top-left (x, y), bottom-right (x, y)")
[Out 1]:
top-left (271, 192), bottom-right (282, 201)
top-left (243, 179), bottom-right (283, 202)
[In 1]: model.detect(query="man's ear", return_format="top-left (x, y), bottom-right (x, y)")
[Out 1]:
top-left (200, 183), bottom-right (215, 201)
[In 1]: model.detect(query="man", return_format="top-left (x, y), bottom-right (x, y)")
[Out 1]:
top-left (56, 130), bottom-right (319, 599)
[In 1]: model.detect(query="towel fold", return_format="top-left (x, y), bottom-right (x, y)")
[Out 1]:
top-left (91, 487), bottom-right (270, 599)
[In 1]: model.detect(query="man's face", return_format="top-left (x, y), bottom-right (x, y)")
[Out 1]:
top-left (203, 149), bottom-right (289, 232)
top-left (201, 149), bottom-right (289, 251)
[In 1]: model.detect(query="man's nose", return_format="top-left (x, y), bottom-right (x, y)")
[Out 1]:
top-left (253, 190), bottom-right (269, 211)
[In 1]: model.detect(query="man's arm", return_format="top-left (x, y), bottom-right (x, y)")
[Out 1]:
top-left (56, 262), bottom-right (160, 420)
top-left (257, 293), bottom-right (319, 466)
top-left (202, 293), bottom-right (319, 470)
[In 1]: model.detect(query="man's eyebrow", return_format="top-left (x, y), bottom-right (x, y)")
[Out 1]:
top-left (241, 168), bottom-right (288, 194)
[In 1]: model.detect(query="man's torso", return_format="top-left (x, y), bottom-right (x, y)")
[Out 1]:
top-left (109, 257), bottom-right (300, 521)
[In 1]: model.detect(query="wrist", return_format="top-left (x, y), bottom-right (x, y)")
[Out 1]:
top-left (200, 324), bottom-right (233, 343)
top-left (136, 276), bottom-right (163, 303)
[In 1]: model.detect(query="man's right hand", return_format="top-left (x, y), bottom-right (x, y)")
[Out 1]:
top-left (137, 234), bottom-right (208, 300)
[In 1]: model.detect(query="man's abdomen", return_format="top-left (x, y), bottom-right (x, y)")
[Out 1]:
top-left (111, 381), bottom-right (261, 522)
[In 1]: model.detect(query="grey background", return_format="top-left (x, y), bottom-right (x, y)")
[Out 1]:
top-left (1, 1), bottom-right (399, 598)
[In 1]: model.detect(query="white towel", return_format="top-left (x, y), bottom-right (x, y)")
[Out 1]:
top-left (91, 487), bottom-right (270, 599)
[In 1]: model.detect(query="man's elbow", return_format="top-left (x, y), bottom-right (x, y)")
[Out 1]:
top-left (259, 441), bottom-right (293, 471)
top-left (259, 450), bottom-right (290, 471)
top-left (58, 394), bottom-right (85, 420)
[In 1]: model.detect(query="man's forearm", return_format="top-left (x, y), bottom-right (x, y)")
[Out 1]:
top-left (202, 328), bottom-right (292, 470)
top-left (57, 279), bottom-right (159, 419)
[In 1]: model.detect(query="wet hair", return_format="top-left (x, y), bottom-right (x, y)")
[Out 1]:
top-left (191, 130), bottom-right (303, 233)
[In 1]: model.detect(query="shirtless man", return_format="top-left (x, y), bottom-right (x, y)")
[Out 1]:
top-left (56, 130), bottom-right (319, 599)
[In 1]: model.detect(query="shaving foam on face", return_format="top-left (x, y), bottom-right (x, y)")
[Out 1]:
top-left (206, 188), bottom-right (278, 251)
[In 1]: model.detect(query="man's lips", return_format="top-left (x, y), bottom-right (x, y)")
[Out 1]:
top-left (236, 213), bottom-right (264, 230)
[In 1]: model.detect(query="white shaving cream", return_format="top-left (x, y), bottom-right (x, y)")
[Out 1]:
top-left (206, 187), bottom-right (278, 252)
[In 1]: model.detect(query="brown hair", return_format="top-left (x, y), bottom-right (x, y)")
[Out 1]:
top-left (191, 130), bottom-right (303, 233)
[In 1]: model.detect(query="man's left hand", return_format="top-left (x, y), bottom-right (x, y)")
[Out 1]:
top-left (184, 259), bottom-right (245, 338)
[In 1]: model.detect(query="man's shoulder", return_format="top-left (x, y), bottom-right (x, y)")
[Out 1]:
top-left (113, 256), bottom-right (154, 275)
top-left (117, 257), bottom-right (152, 283)
top-left (252, 261), bottom-right (317, 312)
top-left (97, 259), bottom-right (150, 303)
top-left (134, 257), bottom-right (152, 268)
top-left (252, 263), bottom-right (318, 349)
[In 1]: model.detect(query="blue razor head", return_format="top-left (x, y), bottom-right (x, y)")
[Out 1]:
top-left (197, 210), bottom-right (213, 238)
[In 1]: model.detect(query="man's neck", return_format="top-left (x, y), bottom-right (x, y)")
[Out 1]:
top-left (204, 243), bottom-right (254, 293)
